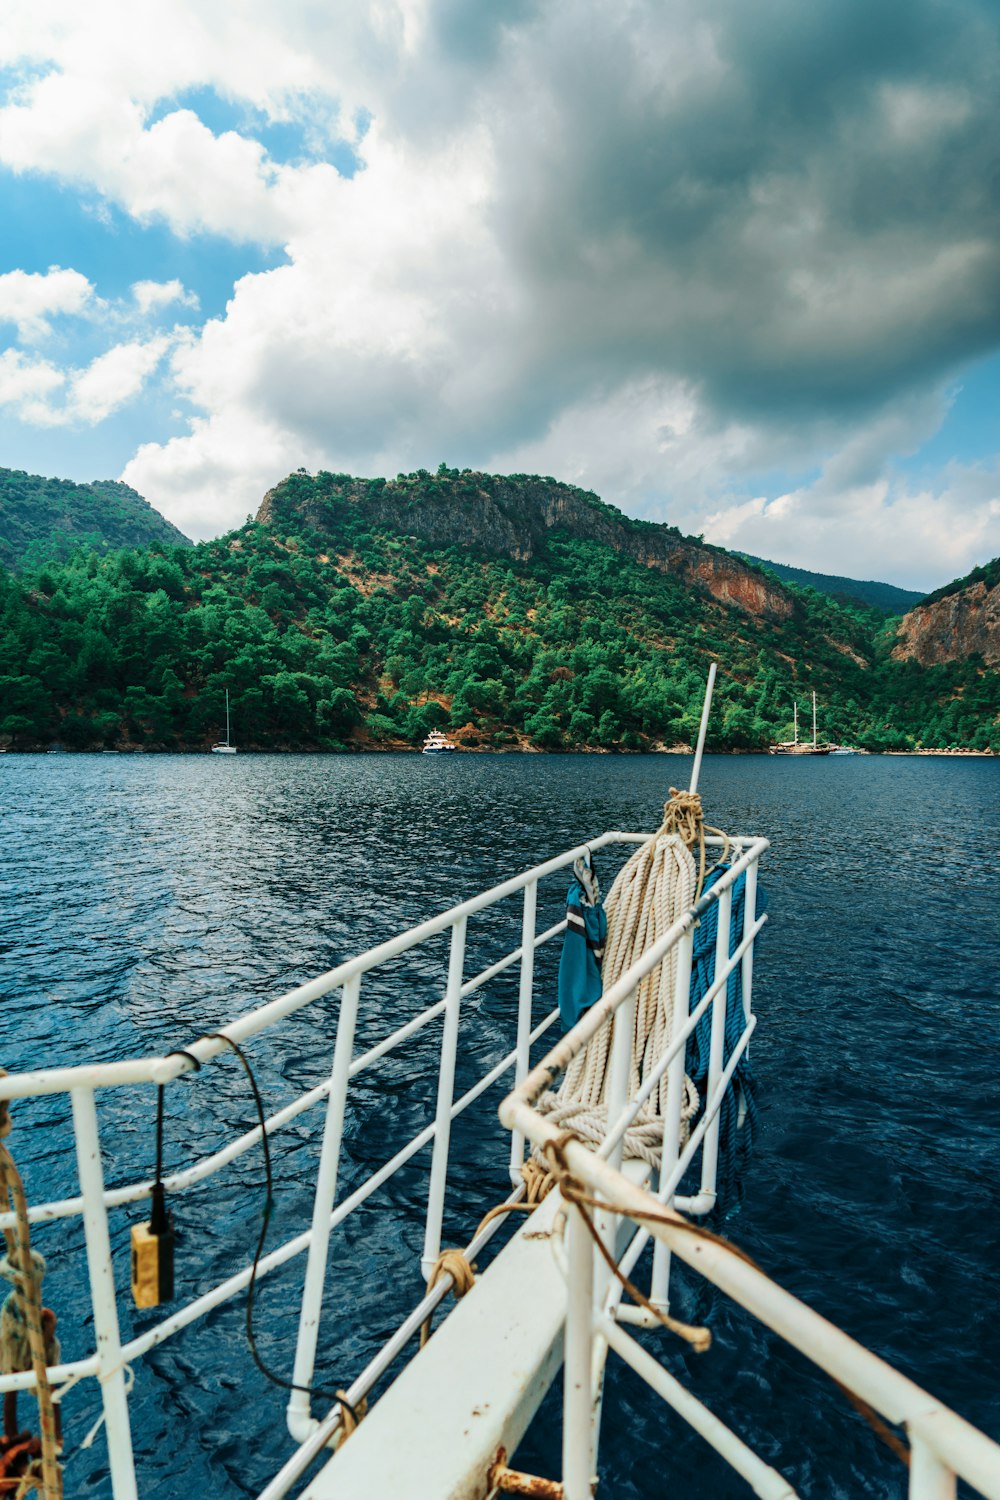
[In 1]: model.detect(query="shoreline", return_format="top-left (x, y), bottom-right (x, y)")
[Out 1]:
top-left (3, 745), bottom-right (995, 758)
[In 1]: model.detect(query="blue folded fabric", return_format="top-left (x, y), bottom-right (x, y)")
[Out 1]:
top-left (558, 876), bottom-right (608, 1030)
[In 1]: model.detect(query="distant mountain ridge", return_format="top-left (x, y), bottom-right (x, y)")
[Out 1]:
top-left (737, 553), bottom-right (925, 615)
top-left (258, 467), bottom-right (794, 621)
top-left (0, 467), bottom-right (191, 569)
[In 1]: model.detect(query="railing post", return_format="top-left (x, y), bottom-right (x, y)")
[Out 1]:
top-left (909, 1435), bottom-right (957, 1499)
top-left (509, 881), bottom-right (538, 1185)
top-left (287, 974), bottom-right (361, 1437)
top-left (699, 886), bottom-right (733, 1204)
top-left (562, 1202), bottom-right (595, 1500)
top-left (594, 985), bottom-right (636, 1304)
top-left (71, 1087), bottom-right (138, 1500)
top-left (422, 916), bottom-right (467, 1279)
top-left (741, 860), bottom-right (758, 1027)
top-left (650, 926), bottom-right (694, 1308)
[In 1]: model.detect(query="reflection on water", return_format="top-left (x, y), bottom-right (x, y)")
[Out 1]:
top-left (1, 752), bottom-right (998, 1498)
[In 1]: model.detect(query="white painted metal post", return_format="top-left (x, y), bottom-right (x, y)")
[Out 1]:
top-left (594, 986), bottom-right (636, 1305)
top-left (422, 916), bottom-right (467, 1279)
top-left (699, 885), bottom-right (732, 1203)
top-left (741, 861), bottom-right (758, 1027)
top-left (688, 661), bottom-right (717, 796)
top-left (562, 1203), bottom-right (595, 1500)
top-left (909, 1436), bottom-right (958, 1499)
top-left (71, 1087), bottom-right (138, 1500)
top-left (508, 881), bottom-right (538, 1185)
top-left (288, 974), bottom-right (361, 1438)
top-left (650, 926), bottom-right (694, 1308)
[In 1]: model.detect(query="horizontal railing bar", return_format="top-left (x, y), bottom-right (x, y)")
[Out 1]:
top-left (597, 1315), bottom-right (798, 1498)
top-left (0, 832), bottom-right (640, 1102)
top-left (0, 1075), bottom-right (342, 1231)
top-left (0, 1354), bottom-right (98, 1396)
top-left (2, 988), bottom-right (565, 1234)
top-left (596, 915), bottom-right (767, 1162)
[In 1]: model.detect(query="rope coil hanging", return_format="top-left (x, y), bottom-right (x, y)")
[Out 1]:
top-left (0, 1073), bottom-right (62, 1500)
top-left (537, 789), bottom-right (727, 1168)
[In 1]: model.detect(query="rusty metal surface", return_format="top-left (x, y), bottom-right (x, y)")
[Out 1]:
top-left (488, 1447), bottom-right (565, 1498)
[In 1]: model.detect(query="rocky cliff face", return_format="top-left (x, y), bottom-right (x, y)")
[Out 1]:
top-left (893, 576), bottom-right (1000, 666)
top-left (257, 469), bottom-right (792, 621)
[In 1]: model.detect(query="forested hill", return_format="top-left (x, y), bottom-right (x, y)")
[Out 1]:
top-left (0, 467), bottom-right (191, 569)
top-left (1, 464), bottom-right (997, 754)
top-left (259, 467), bottom-right (792, 621)
top-left (737, 553), bottom-right (925, 615)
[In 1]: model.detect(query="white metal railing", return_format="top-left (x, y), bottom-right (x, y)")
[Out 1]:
top-left (499, 843), bottom-right (1000, 1500)
top-left (0, 824), bottom-right (759, 1500)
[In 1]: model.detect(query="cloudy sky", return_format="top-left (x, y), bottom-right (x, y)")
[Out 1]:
top-left (2, 0), bottom-right (999, 588)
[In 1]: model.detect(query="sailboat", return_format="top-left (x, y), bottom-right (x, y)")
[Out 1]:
top-left (211, 689), bottom-right (238, 754)
top-left (769, 692), bottom-right (830, 755)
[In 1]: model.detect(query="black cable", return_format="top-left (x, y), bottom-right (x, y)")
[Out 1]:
top-left (149, 1086), bottom-right (167, 1235)
top-left (200, 1033), bottom-right (359, 1428)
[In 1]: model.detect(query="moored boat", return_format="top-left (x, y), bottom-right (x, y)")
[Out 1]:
top-left (769, 691), bottom-right (830, 755)
top-left (211, 688), bottom-right (238, 754)
top-left (421, 728), bottom-right (457, 754)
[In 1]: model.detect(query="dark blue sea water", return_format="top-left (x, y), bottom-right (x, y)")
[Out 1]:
top-left (1, 753), bottom-right (997, 1498)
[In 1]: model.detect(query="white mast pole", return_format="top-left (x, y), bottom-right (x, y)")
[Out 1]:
top-left (226, 689), bottom-right (230, 747)
top-left (812, 690), bottom-right (817, 749)
top-left (793, 702), bottom-right (798, 745)
top-left (688, 662), bottom-right (717, 796)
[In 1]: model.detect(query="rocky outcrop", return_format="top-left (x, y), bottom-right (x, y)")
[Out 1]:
top-left (257, 469), bottom-right (792, 621)
top-left (893, 576), bottom-right (1000, 666)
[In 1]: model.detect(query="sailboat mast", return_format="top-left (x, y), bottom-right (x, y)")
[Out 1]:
top-left (226, 689), bottom-right (230, 748)
top-left (812, 690), bottom-right (817, 749)
top-left (793, 702), bottom-right (798, 745)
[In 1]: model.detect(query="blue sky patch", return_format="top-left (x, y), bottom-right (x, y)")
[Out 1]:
top-left (895, 354), bottom-right (1000, 480)
top-left (145, 85), bottom-right (366, 177)
top-left (0, 167), bottom-right (281, 321)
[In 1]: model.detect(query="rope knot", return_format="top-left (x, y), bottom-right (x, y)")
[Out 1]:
top-left (332, 1390), bottom-right (367, 1449)
top-left (659, 788), bottom-right (704, 844)
top-left (419, 1249), bottom-right (477, 1348)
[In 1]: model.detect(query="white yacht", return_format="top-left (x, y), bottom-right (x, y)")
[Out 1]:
top-left (421, 728), bottom-right (457, 754)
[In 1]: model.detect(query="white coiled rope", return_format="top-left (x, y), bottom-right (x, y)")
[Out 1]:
top-left (538, 791), bottom-right (717, 1166)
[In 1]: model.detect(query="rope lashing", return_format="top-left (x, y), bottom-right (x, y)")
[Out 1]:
top-left (541, 1133), bottom-right (712, 1353)
top-left (330, 1390), bottom-right (368, 1450)
top-left (419, 1250), bottom-right (476, 1348)
top-left (0, 1137), bottom-right (61, 1500)
top-left (658, 787), bottom-right (730, 902)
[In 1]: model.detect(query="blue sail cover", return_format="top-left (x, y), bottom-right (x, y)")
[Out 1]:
top-left (557, 877), bottom-right (608, 1029)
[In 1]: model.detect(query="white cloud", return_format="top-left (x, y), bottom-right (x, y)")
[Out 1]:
top-left (0, 348), bottom-right (66, 421)
top-left (131, 278), bottom-right (199, 315)
top-left (69, 335), bottom-right (174, 422)
top-left (0, 266), bottom-right (95, 340)
top-left (0, 335), bottom-right (175, 426)
top-left (703, 471), bottom-right (1000, 591)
